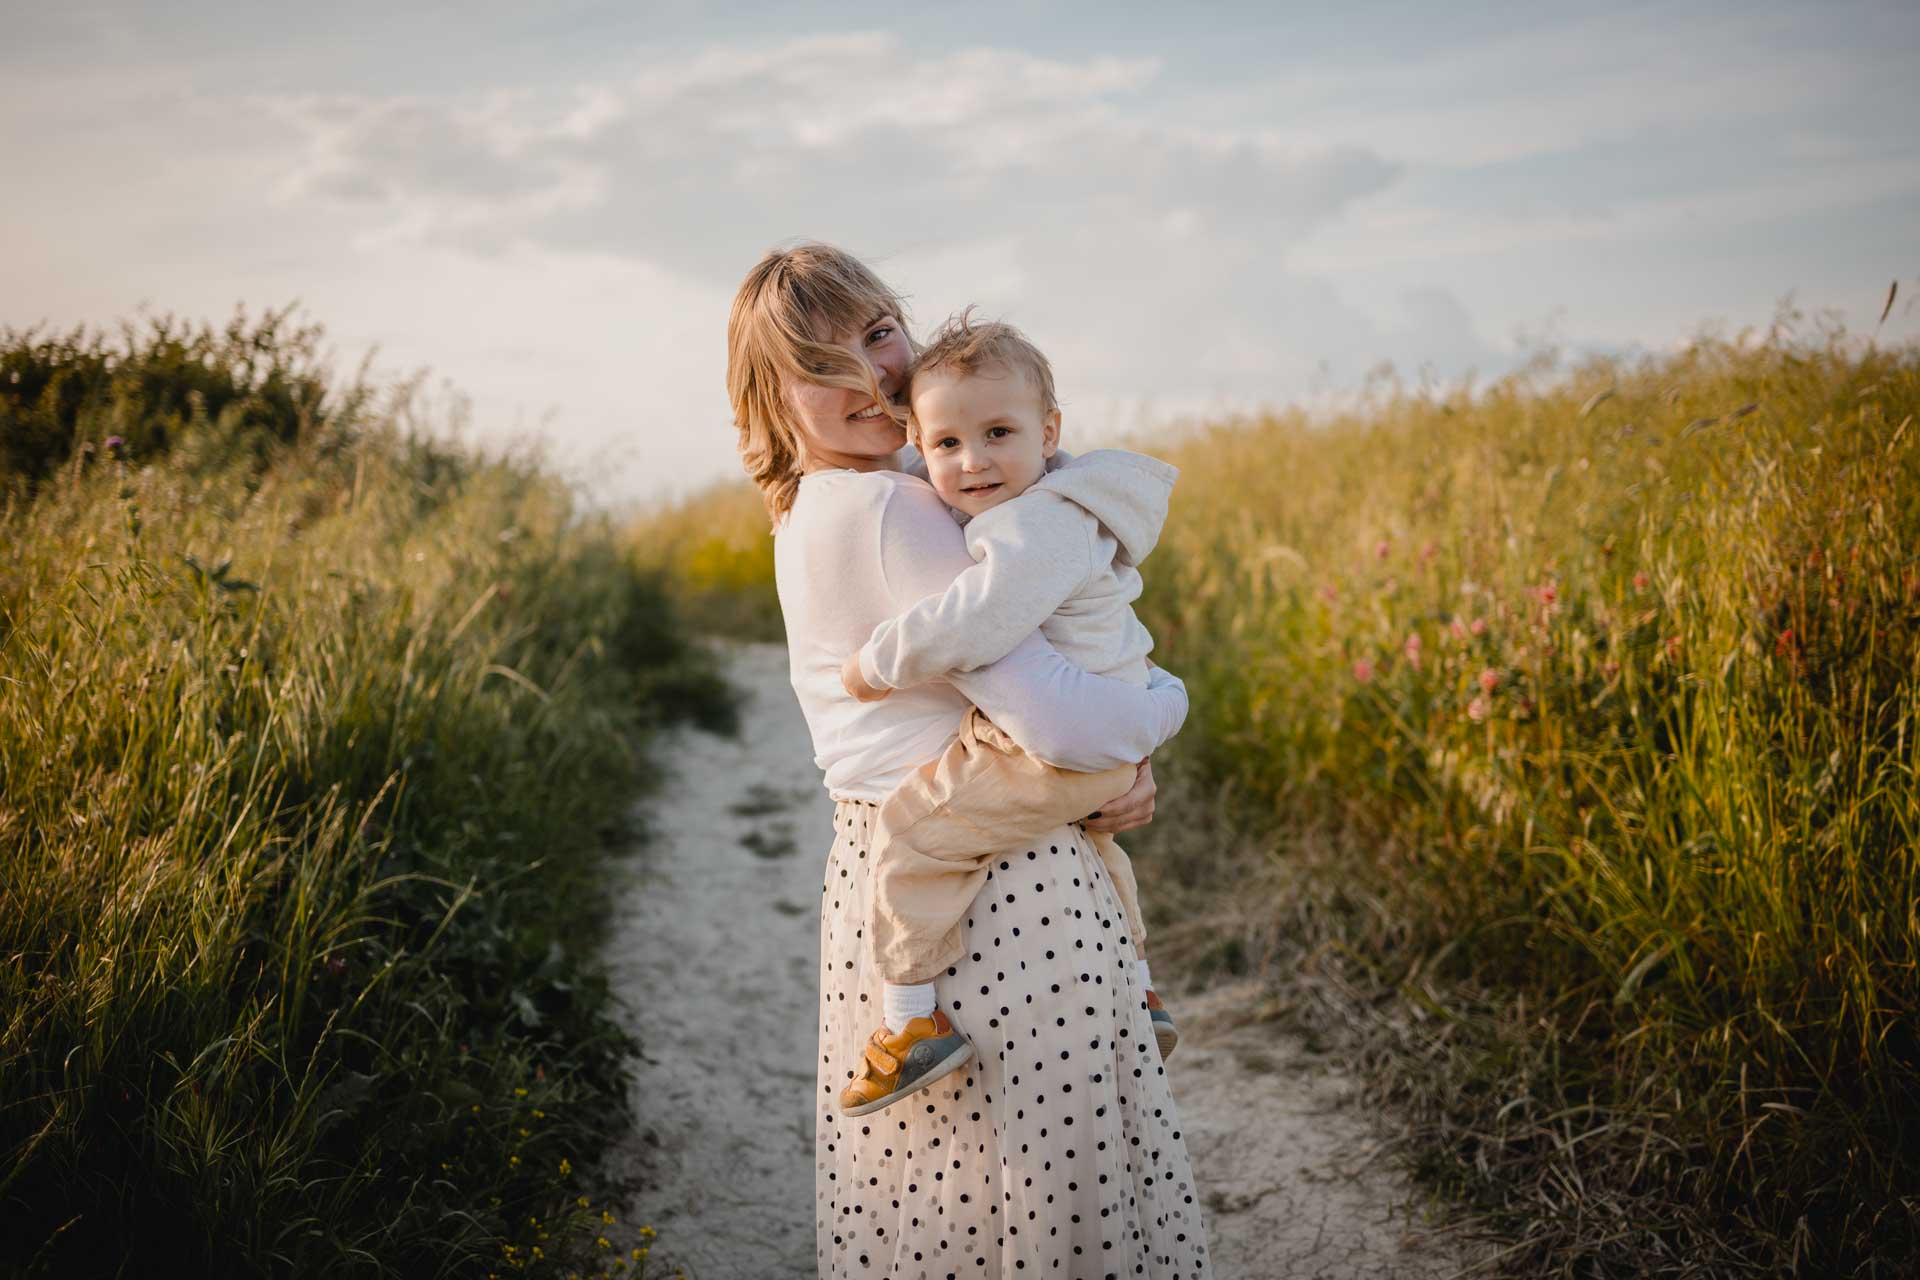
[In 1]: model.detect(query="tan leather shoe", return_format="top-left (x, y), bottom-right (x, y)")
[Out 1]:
top-left (1146, 989), bottom-right (1179, 1059)
top-left (838, 1009), bottom-right (973, 1117)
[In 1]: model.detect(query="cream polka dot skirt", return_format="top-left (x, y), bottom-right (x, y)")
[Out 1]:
top-left (816, 800), bottom-right (1212, 1278)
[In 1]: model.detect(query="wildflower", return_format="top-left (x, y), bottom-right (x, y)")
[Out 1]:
top-left (578, 1195), bottom-right (592, 1209)
top-left (639, 1226), bottom-right (656, 1240)
top-left (1352, 659), bottom-right (1374, 684)
top-left (532, 1109), bottom-right (545, 1119)
top-left (1774, 627), bottom-right (1797, 657)
top-left (1403, 632), bottom-right (1423, 670)
top-left (602, 1210), bottom-right (615, 1225)
top-left (514, 1087), bottom-right (528, 1097)
top-left (559, 1157), bottom-right (573, 1176)
top-left (1535, 583), bottom-right (1558, 608)
top-left (1469, 617), bottom-right (1487, 637)
top-left (1319, 584), bottom-right (1339, 605)
top-left (1633, 571), bottom-right (1650, 593)
top-left (596, 1237), bottom-right (611, 1250)
top-left (535, 1065), bottom-right (546, 1081)
top-left (508, 1154), bottom-right (520, 1167)
top-left (1478, 668), bottom-right (1499, 694)
top-left (1467, 695), bottom-right (1490, 722)
top-left (1448, 617), bottom-right (1468, 643)
top-left (1375, 539), bottom-right (1391, 560)
top-left (104, 435), bottom-right (125, 450)
top-left (1665, 634), bottom-right (1682, 662)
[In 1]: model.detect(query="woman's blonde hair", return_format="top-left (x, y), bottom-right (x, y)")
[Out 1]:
top-left (726, 242), bottom-right (911, 523)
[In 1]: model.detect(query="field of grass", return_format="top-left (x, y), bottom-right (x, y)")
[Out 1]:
top-left (630, 323), bottom-right (1920, 1276)
top-left (1, 313), bottom-right (728, 1277)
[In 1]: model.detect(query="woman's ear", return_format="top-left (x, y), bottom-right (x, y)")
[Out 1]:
top-left (1041, 408), bottom-right (1062, 458)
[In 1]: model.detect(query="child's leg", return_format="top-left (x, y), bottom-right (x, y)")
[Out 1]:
top-left (870, 709), bottom-right (1135, 1021)
top-left (1089, 831), bottom-right (1151, 964)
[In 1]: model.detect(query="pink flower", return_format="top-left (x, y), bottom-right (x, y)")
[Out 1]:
top-left (1319, 584), bottom-right (1339, 604)
top-left (1375, 539), bottom-right (1391, 561)
top-left (1352, 659), bottom-right (1375, 684)
top-left (1633, 571), bottom-right (1650, 593)
top-left (1421, 541), bottom-right (1439, 563)
top-left (1535, 583), bottom-right (1558, 608)
top-left (1478, 668), bottom-right (1499, 694)
top-left (1467, 695), bottom-right (1490, 722)
top-left (1403, 632), bottom-right (1423, 669)
top-left (1449, 617), bottom-right (1469, 643)
top-left (1469, 617), bottom-right (1488, 637)
top-left (104, 435), bottom-right (125, 449)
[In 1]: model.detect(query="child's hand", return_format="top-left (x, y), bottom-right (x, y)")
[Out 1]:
top-left (841, 653), bottom-right (893, 703)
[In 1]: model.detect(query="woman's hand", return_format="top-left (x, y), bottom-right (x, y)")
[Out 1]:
top-left (1083, 758), bottom-right (1155, 834)
top-left (841, 652), bottom-right (893, 703)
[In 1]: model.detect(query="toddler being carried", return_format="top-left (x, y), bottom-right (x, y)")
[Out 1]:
top-left (834, 311), bottom-right (1183, 1117)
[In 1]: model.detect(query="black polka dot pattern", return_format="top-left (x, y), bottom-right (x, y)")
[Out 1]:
top-left (817, 800), bottom-right (1211, 1276)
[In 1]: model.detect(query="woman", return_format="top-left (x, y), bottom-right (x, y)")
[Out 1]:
top-left (728, 242), bottom-right (1211, 1278)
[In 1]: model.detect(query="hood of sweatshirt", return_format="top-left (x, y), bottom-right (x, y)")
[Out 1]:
top-left (1029, 448), bottom-right (1179, 566)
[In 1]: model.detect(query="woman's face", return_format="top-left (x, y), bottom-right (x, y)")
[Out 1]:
top-left (784, 312), bottom-right (912, 473)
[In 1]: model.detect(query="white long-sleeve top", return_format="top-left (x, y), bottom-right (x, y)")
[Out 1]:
top-left (774, 466), bottom-right (1189, 802)
top-left (856, 449), bottom-right (1176, 693)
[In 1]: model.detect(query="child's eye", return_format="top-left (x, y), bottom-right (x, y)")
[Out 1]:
top-left (933, 437), bottom-right (959, 450)
top-left (987, 426), bottom-right (1012, 439)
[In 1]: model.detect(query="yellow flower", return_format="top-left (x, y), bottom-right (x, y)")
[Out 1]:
top-left (558, 1157), bottom-right (573, 1176)
top-left (518, 1127), bottom-right (530, 1138)
top-left (601, 1210), bottom-right (614, 1225)
top-left (639, 1226), bottom-right (656, 1240)
top-left (596, 1236), bottom-right (611, 1250)
top-left (577, 1195), bottom-right (591, 1209)
top-left (514, 1087), bottom-right (528, 1097)
top-left (508, 1154), bottom-right (520, 1167)
top-left (532, 1108), bottom-right (546, 1119)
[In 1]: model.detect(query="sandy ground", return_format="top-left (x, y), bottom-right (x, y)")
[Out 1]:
top-left (607, 643), bottom-right (1469, 1279)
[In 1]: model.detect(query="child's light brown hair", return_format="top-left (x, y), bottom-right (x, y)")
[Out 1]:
top-left (905, 309), bottom-right (1057, 440)
top-left (726, 242), bottom-right (912, 523)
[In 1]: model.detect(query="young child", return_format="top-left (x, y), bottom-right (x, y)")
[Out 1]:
top-left (833, 312), bottom-right (1182, 1117)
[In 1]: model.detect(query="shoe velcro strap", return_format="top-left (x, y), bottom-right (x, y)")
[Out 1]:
top-left (862, 1043), bottom-right (900, 1076)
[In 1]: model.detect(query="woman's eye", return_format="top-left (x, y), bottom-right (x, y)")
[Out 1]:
top-left (866, 325), bottom-right (894, 344)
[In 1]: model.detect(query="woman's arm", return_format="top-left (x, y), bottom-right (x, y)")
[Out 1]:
top-left (877, 478), bottom-right (1187, 770)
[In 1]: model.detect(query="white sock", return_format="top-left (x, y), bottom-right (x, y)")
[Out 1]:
top-left (882, 982), bottom-right (937, 1035)
top-left (1136, 958), bottom-right (1154, 991)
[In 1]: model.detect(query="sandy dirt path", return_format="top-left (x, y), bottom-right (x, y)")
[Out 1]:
top-left (607, 643), bottom-right (1465, 1279)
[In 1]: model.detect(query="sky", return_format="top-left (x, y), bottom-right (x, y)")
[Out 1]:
top-left (5, 1), bottom-right (1917, 507)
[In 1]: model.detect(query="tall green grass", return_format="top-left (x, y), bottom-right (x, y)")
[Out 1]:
top-left (1137, 326), bottom-right (1919, 1273)
top-left (622, 479), bottom-right (784, 642)
top-left (631, 324), bottom-right (1920, 1274)
top-left (1, 314), bottom-right (728, 1277)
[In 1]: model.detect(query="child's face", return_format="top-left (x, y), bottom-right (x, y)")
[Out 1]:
top-left (911, 362), bottom-right (1061, 517)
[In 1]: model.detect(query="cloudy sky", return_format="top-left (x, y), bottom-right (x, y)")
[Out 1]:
top-left (5, 1), bottom-right (1917, 505)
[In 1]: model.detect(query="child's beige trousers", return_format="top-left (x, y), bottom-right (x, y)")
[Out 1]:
top-left (869, 708), bottom-right (1149, 986)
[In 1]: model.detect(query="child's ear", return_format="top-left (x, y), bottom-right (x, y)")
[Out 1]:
top-left (1041, 408), bottom-right (1062, 458)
